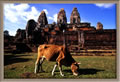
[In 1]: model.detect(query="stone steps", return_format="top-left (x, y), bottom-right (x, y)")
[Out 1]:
top-left (70, 49), bottom-right (116, 56)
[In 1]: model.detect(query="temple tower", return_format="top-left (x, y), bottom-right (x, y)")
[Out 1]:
top-left (70, 7), bottom-right (81, 24)
top-left (38, 11), bottom-right (48, 26)
top-left (57, 8), bottom-right (67, 25)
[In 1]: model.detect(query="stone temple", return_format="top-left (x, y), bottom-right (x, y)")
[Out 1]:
top-left (70, 7), bottom-right (81, 24)
top-left (4, 7), bottom-right (116, 56)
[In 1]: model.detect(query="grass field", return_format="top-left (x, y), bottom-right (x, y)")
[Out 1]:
top-left (4, 53), bottom-right (116, 79)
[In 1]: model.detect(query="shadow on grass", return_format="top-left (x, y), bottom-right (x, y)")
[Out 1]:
top-left (4, 54), bottom-right (32, 66)
top-left (64, 68), bottom-right (104, 75)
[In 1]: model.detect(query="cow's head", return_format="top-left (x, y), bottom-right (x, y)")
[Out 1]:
top-left (71, 62), bottom-right (81, 76)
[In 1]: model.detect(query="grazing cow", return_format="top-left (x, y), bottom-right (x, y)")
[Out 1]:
top-left (34, 44), bottom-right (80, 76)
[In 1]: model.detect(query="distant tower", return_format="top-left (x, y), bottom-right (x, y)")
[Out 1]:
top-left (70, 7), bottom-right (81, 24)
top-left (57, 8), bottom-right (67, 25)
top-left (26, 19), bottom-right (37, 40)
top-left (38, 11), bottom-right (48, 26)
top-left (96, 22), bottom-right (103, 30)
top-left (4, 30), bottom-right (9, 36)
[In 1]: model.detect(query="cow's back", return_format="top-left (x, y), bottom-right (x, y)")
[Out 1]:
top-left (38, 44), bottom-right (64, 61)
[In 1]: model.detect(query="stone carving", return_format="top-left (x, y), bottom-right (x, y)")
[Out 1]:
top-left (96, 22), bottom-right (103, 30)
top-left (37, 11), bottom-right (48, 26)
top-left (57, 8), bottom-right (67, 25)
top-left (26, 19), bottom-right (37, 41)
top-left (15, 29), bottom-right (26, 42)
top-left (70, 7), bottom-right (81, 24)
top-left (4, 30), bottom-right (9, 36)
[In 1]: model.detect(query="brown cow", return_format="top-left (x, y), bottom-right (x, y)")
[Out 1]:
top-left (34, 44), bottom-right (80, 76)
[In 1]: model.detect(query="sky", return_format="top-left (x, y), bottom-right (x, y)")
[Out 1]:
top-left (4, 3), bottom-right (116, 36)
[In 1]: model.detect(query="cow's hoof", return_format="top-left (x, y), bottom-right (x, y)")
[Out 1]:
top-left (52, 74), bottom-right (55, 76)
top-left (42, 70), bottom-right (45, 72)
top-left (34, 72), bottom-right (37, 74)
top-left (40, 70), bottom-right (45, 72)
top-left (73, 73), bottom-right (78, 76)
top-left (61, 74), bottom-right (64, 76)
top-left (34, 70), bottom-right (38, 74)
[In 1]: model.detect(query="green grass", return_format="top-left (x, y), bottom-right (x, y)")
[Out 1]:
top-left (4, 53), bottom-right (116, 79)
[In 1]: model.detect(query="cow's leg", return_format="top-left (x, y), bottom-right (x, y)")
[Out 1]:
top-left (58, 64), bottom-right (64, 76)
top-left (56, 51), bottom-right (65, 76)
top-left (39, 57), bottom-right (45, 72)
top-left (52, 63), bottom-right (58, 76)
top-left (34, 58), bottom-right (40, 74)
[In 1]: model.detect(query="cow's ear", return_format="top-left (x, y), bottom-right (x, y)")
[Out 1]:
top-left (77, 62), bottom-right (81, 65)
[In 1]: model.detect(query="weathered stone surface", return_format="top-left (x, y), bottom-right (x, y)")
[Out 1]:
top-left (4, 30), bottom-right (9, 36)
top-left (8, 7), bottom-right (115, 54)
top-left (96, 22), bottom-right (103, 30)
top-left (38, 11), bottom-right (48, 26)
top-left (57, 8), bottom-right (67, 25)
top-left (4, 30), bottom-right (14, 44)
top-left (15, 29), bottom-right (26, 42)
top-left (70, 7), bottom-right (81, 24)
top-left (26, 19), bottom-right (37, 41)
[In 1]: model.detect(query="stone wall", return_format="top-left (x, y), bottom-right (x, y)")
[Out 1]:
top-left (4, 29), bottom-right (116, 55)
top-left (48, 30), bottom-right (116, 50)
top-left (84, 30), bottom-right (116, 49)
